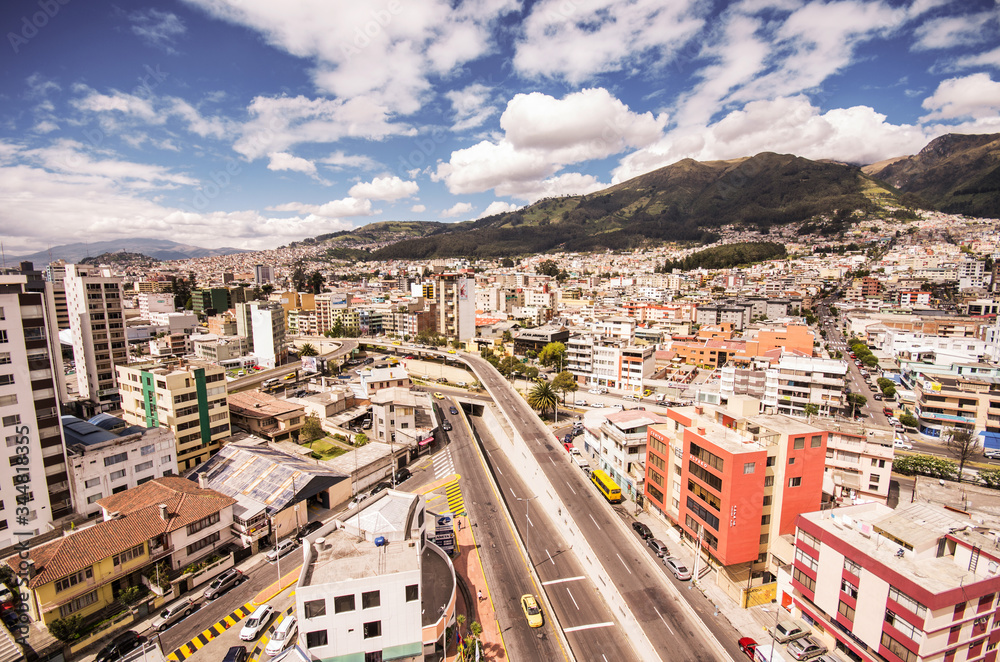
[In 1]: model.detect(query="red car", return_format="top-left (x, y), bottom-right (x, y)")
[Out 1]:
top-left (738, 637), bottom-right (757, 659)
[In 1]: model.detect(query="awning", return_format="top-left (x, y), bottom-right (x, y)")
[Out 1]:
top-left (979, 431), bottom-right (1000, 443)
top-left (419, 436), bottom-right (434, 446)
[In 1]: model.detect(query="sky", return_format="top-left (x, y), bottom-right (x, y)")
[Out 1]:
top-left (2, 0), bottom-right (1000, 256)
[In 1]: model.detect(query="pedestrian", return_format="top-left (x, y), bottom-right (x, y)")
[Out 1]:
top-left (478, 590), bottom-right (483, 601)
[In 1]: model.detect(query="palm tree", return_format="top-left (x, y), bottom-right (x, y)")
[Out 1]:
top-left (299, 343), bottom-right (319, 357)
top-left (528, 381), bottom-right (559, 419)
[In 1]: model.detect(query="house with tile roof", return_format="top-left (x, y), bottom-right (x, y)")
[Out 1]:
top-left (6, 477), bottom-right (235, 628)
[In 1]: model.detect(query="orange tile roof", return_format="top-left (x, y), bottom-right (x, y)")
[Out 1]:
top-left (7, 477), bottom-right (235, 589)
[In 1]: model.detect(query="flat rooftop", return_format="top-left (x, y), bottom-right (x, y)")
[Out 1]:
top-left (301, 527), bottom-right (421, 587)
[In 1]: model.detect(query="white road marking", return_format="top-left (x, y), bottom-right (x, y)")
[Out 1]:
top-left (653, 605), bottom-right (674, 635)
top-left (616, 553), bottom-right (632, 574)
top-left (566, 588), bottom-right (580, 610)
top-left (567, 483), bottom-right (576, 495)
top-left (589, 514), bottom-right (601, 530)
top-left (541, 576), bottom-right (586, 586)
top-left (563, 622), bottom-right (615, 633)
top-left (546, 549), bottom-right (554, 565)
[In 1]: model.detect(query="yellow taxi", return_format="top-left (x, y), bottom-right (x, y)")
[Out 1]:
top-left (433, 392), bottom-right (444, 400)
top-left (520, 594), bottom-right (542, 628)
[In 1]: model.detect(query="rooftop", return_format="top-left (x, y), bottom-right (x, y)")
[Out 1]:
top-left (228, 390), bottom-right (306, 419)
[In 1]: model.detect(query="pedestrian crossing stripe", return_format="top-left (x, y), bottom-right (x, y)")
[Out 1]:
top-left (446, 481), bottom-right (466, 516)
top-left (166, 602), bottom-right (254, 662)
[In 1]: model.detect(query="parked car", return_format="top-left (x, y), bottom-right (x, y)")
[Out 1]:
top-left (222, 647), bottom-right (248, 662)
top-left (663, 557), bottom-right (692, 580)
top-left (631, 521), bottom-right (652, 539)
top-left (575, 399), bottom-right (587, 405)
top-left (239, 604), bottom-right (274, 641)
top-left (520, 594), bottom-right (543, 628)
top-left (297, 521), bottom-right (323, 540)
top-left (267, 539), bottom-right (298, 562)
top-left (369, 481), bottom-right (392, 497)
top-left (203, 568), bottom-right (243, 600)
top-left (872, 393), bottom-right (883, 400)
top-left (152, 597), bottom-right (196, 631)
top-left (588, 388), bottom-right (602, 394)
top-left (787, 635), bottom-right (828, 660)
top-left (769, 619), bottom-right (810, 643)
top-left (95, 631), bottom-right (141, 662)
top-left (349, 493), bottom-right (369, 509)
top-left (442, 421), bottom-right (452, 432)
top-left (646, 538), bottom-right (668, 557)
top-left (394, 467), bottom-right (412, 483)
top-left (449, 406), bottom-right (459, 415)
top-left (264, 616), bottom-right (298, 656)
top-left (591, 402), bottom-right (605, 408)
top-left (738, 637), bottom-right (757, 659)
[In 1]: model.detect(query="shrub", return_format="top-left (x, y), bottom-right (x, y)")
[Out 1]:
top-left (893, 455), bottom-right (957, 479)
top-left (49, 615), bottom-right (84, 642)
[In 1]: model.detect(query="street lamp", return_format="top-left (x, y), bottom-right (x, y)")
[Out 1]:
top-left (515, 495), bottom-right (539, 564)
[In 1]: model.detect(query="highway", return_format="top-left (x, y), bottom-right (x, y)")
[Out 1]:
top-left (227, 338), bottom-right (357, 392)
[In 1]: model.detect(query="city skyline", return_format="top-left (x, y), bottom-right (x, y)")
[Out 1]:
top-left (2, 0), bottom-right (1000, 254)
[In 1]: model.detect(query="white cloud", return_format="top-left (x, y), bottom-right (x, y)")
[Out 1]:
top-left (31, 121), bottom-right (59, 134)
top-left (23, 139), bottom-right (198, 189)
top-left (348, 176), bottom-right (419, 201)
top-left (267, 152), bottom-right (318, 175)
top-left (478, 201), bottom-right (519, 218)
top-left (71, 88), bottom-right (234, 140)
top-left (73, 90), bottom-right (160, 124)
top-left (445, 84), bottom-right (496, 132)
top-left (128, 8), bottom-right (186, 53)
top-left (912, 11), bottom-right (997, 50)
top-left (410, 204), bottom-right (426, 213)
top-left (441, 202), bottom-right (473, 218)
top-left (952, 46), bottom-right (1000, 70)
top-left (267, 197), bottom-right (374, 217)
top-left (233, 94), bottom-right (413, 161)
top-left (515, 0), bottom-right (706, 83)
top-left (435, 88), bottom-right (664, 197)
top-left (614, 95), bottom-right (933, 182)
top-left (921, 73), bottom-right (1000, 121)
top-left (184, 0), bottom-right (517, 115)
top-left (319, 150), bottom-right (380, 171)
top-left (495, 172), bottom-right (609, 202)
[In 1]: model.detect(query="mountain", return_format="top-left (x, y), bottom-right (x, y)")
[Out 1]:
top-left (373, 152), bottom-right (902, 259)
top-left (289, 220), bottom-right (448, 261)
top-left (863, 133), bottom-right (1000, 219)
top-left (5, 239), bottom-right (249, 265)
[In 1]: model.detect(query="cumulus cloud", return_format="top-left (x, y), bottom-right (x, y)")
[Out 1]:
top-left (266, 152), bottom-right (317, 175)
top-left (127, 8), bottom-right (186, 53)
top-left (921, 73), bottom-right (1000, 121)
top-left (266, 197), bottom-right (374, 217)
top-left (441, 202), bottom-right (473, 218)
top-left (445, 84), bottom-right (497, 132)
top-left (410, 204), bottom-right (427, 213)
top-left (952, 46), bottom-right (1000, 70)
top-left (434, 88), bottom-right (664, 198)
top-left (348, 176), bottom-right (419, 201)
top-left (478, 201), bottom-right (519, 218)
top-left (71, 87), bottom-right (233, 139)
top-left (912, 11), bottom-right (997, 50)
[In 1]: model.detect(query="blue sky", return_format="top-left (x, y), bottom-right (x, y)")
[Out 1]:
top-left (2, 0), bottom-right (1000, 255)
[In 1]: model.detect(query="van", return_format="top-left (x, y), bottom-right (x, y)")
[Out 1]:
top-left (262, 378), bottom-right (279, 388)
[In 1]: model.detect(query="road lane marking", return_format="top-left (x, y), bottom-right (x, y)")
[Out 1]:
top-left (546, 549), bottom-right (554, 565)
top-left (542, 576), bottom-right (586, 586)
top-left (566, 587), bottom-right (580, 610)
top-left (567, 483), bottom-right (576, 495)
top-left (563, 622), bottom-right (615, 632)
top-left (589, 514), bottom-right (601, 529)
top-left (616, 553), bottom-right (632, 574)
top-left (653, 605), bottom-right (675, 635)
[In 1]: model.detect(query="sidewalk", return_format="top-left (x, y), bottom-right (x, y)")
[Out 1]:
top-left (447, 514), bottom-right (506, 661)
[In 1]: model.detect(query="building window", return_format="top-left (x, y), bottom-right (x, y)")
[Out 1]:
top-left (110, 469), bottom-right (126, 481)
top-left (0, 375), bottom-right (12, 386)
top-left (55, 568), bottom-right (94, 592)
top-left (186, 531), bottom-right (220, 555)
top-left (104, 452), bottom-right (128, 466)
top-left (793, 437), bottom-right (805, 449)
top-left (881, 632), bottom-right (917, 662)
top-left (363, 621), bottom-right (381, 639)
top-left (58, 589), bottom-right (99, 618)
top-left (788, 477), bottom-right (801, 487)
top-left (766, 455), bottom-right (775, 467)
top-left (838, 600), bottom-right (855, 622)
top-left (788, 457), bottom-right (796, 465)
top-left (796, 528), bottom-right (820, 549)
top-left (792, 566), bottom-right (815, 592)
top-left (140, 444), bottom-right (156, 456)
top-left (86, 494), bottom-right (103, 504)
top-left (762, 495), bottom-right (772, 506)
top-left (2, 414), bottom-right (20, 427)
top-left (304, 599), bottom-right (326, 618)
top-left (764, 475), bottom-right (774, 487)
top-left (743, 462), bottom-right (755, 474)
top-left (135, 461), bottom-right (153, 472)
top-left (885, 610), bottom-right (920, 640)
top-left (844, 557), bottom-right (862, 576)
top-left (186, 512), bottom-right (220, 535)
top-left (405, 584), bottom-right (419, 602)
top-left (306, 630), bottom-right (328, 648)
top-left (84, 478), bottom-right (101, 489)
top-left (889, 586), bottom-right (927, 618)
top-left (841, 579), bottom-right (859, 599)
top-left (334, 595), bottom-right (355, 613)
top-left (113, 543), bottom-right (145, 566)
top-left (362, 590), bottom-right (380, 609)
top-left (795, 548), bottom-right (818, 572)
top-left (810, 435), bottom-right (822, 448)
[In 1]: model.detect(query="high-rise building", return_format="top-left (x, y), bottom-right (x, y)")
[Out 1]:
top-left (190, 288), bottom-right (231, 316)
top-left (137, 292), bottom-right (174, 319)
top-left (64, 264), bottom-right (127, 411)
top-left (254, 264), bottom-right (274, 284)
top-left (116, 360), bottom-right (231, 472)
top-left (0, 273), bottom-right (74, 544)
top-left (251, 302), bottom-right (287, 368)
top-left (434, 273), bottom-right (474, 341)
top-left (43, 260), bottom-right (69, 331)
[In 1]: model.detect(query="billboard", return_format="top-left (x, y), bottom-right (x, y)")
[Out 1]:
top-left (301, 356), bottom-right (318, 374)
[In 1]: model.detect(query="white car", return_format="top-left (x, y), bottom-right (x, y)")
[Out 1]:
top-left (591, 402), bottom-right (605, 408)
top-left (894, 438), bottom-right (913, 450)
top-left (239, 604), bottom-right (273, 641)
top-left (266, 539), bottom-right (298, 562)
top-left (588, 388), bottom-right (602, 394)
top-left (264, 615), bottom-right (298, 656)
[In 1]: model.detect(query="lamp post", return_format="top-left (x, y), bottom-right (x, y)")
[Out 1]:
top-left (515, 495), bottom-right (539, 564)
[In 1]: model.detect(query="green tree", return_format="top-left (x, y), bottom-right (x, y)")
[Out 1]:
top-left (143, 561), bottom-right (171, 592)
top-left (536, 259), bottom-right (560, 277)
top-left (537, 342), bottom-right (566, 369)
top-left (301, 416), bottom-right (324, 444)
top-left (450, 339), bottom-right (462, 350)
top-left (291, 264), bottom-right (308, 291)
top-left (882, 384), bottom-right (897, 399)
top-left (899, 412), bottom-right (919, 429)
top-left (300, 343), bottom-right (319, 357)
top-left (261, 283), bottom-right (275, 297)
top-left (861, 355), bottom-right (878, 368)
top-left (309, 271), bottom-right (325, 294)
top-left (945, 427), bottom-right (980, 482)
top-left (498, 355), bottom-right (521, 379)
top-left (980, 468), bottom-right (1000, 490)
top-left (551, 370), bottom-right (579, 403)
top-left (354, 433), bottom-right (369, 447)
top-left (846, 393), bottom-right (867, 415)
top-left (803, 403), bottom-right (819, 419)
top-left (527, 381), bottom-right (559, 418)
top-left (49, 615), bottom-right (84, 642)
top-left (500, 257), bottom-right (515, 268)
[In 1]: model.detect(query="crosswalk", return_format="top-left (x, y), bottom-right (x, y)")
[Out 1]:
top-left (445, 480), bottom-right (467, 517)
top-left (167, 602), bottom-right (255, 661)
top-left (432, 448), bottom-right (455, 480)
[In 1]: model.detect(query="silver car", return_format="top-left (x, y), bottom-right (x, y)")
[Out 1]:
top-left (152, 598), bottom-right (195, 631)
top-left (770, 619), bottom-right (810, 643)
top-left (787, 635), bottom-right (828, 660)
top-left (663, 557), bottom-right (692, 581)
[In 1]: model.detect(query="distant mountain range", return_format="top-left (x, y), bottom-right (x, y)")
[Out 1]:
top-left (4, 239), bottom-right (249, 266)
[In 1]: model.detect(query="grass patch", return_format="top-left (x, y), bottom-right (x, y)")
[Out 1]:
top-left (308, 438), bottom-right (349, 460)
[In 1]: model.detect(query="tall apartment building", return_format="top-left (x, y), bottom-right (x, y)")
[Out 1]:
top-left (116, 360), bottom-right (231, 472)
top-left (434, 274), bottom-right (474, 341)
top-left (64, 264), bottom-right (127, 411)
top-left (566, 336), bottom-right (654, 393)
top-left (902, 369), bottom-right (999, 439)
top-left (791, 502), bottom-right (1000, 662)
top-left (43, 260), bottom-right (69, 330)
top-left (254, 264), bottom-right (274, 284)
top-left (645, 402), bottom-right (826, 592)
top-left (763, 354), bottom-right (848, 417)
top-left (0, 274), bottom-right (73, 544)
top-left (251, 301), bottom-right (287, 368)
top-left (958, 257), bottom-right (986, 290)
top-left (137, 293), bottom-right (174, 319)
top-left (191, 288), bottom-right (230, 316)
top-left (314, 291), bottom-right (349, 335)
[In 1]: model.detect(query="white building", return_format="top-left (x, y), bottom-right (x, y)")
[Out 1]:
top-left (251, 301), bottom-right (287, 369)
top-left (296, 490), bottom-right (456, 660)
top-left (62, 416), bottom-right (178, 517)
top-left (147, 311), bottom-right (199, 334)
top-left (64, 264), bottom-right (127, 410)
top-left (566, 336), bottom-right (655, 393)
top-left (434, 274), bottom-right (475, 341)
top-left (763, 354), bottom-right (848, 417)
top-left (137, 293), bottom-right (174, 319)
top-left (958, 257), bottom-right (986, 290)
top-left (880, 329), bottom-right (988, 364)
top-left (596, 409), bottom-right (667, 500)
top-left (0, 273), bottom-right (73, 544)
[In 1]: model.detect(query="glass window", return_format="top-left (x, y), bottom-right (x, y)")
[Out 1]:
top-left (306, 630), bottom-right (328, 648)
top-left (304, 599), bottom-right (326, 618)
top-left (362, 590), bottom-right (380, 609)
top-left (363, 621), bottom-right (381, 639)
top-left (405, 584), bottom-right (419, 602)
top-left (334, 595), bottom-right (355, 613)
top-left (743, 462), bottom-right (755, 474)
top-left (789, 477), bottom-right (801, 487)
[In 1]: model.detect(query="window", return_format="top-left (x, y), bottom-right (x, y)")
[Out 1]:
top-left (304, 599), bottom-right (326, 618)
top-left (743, 462), bottom-right (755, 474)
top-left (689, 443), bottom-right (724, 471)
top-left (140, 444), bottom-right (155, 456)
top-left (405, 584), bottom-right (419, 602)
top-left (760, 533), bottom-right (769, 544)
top-left (86, 494), bottom-right (103, 504)
top-left (885, 610), bottom-right (921, 641)
top-left (788, 457), bottom-right (796, 465)
top-left (686, 497), bottom-right (720, 530)
top-left (306, 630), bottom-right (328, 648)
top-left (839, 600), bottom-right (855, 622)
top-left (792, 566), bottom-right (815, 592)
top-left (84, 478), bottom-right (101, 489)
top-left (362, 590), bottom-right (381, 609)
top-left (764, 475), bottom-right (774, 487)
top-left (794, 437), bottom-right (805, 449)
top-left (811, 435), bottom-right (822, 448)
top-left (58, 589), bottom-right (98, 618)
top-left (110, 469), bottom-right (126, 481)
top-left (363, 621), bottom-right (381, 639)
top-left (872, 458), bottom-right (886, 468)
top-left (796, 528), bottom-right (819, 548)
top-left (763, 495), bottom-right (772, 506)
top-left (0, 330), bottom-right (6, 344)
top-left (104, 452), bottom-right (128, 466)
top-left (766, 455), bottom-right (775, 467)
top-left (761, 514), bottom-right (770, 525)
top-left (133, 461), bottom-right (152, 472)
top-left (889, 587), bottom-right (927, 618)
top-left (334, 594), bottom-right (355, 613)
top-left (2, 414), bottom-right (20, 427)
top-left (186, 531), bottom-right (220, 555)
top-left (795, 547), bottom-right (818, 571)
top-left (0, 394), bottom-right (13, 407)
top-left (0, 375), bottom-right (13, 386)
top-left (0, 353), bottom-right (9, 365)
top-left (161, 455), bottom-right (172, 465)
top-left (113, 544), bottom-right (144, 566)
top-left (788, 477), bottom-right (801, 487)
top-left (187, 512), bottom-right (220, 535)
top-left (55, 568), bottom-right (94, 592)
top-left (841, 579), bottom-right (859, 599)
top-left (844, 557), bottom-right (862, 576)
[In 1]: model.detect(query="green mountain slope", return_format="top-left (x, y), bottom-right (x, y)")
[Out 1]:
top-left (863, 133), bottom-right (1000, 218)
top-left (373, 152), bottom-right (901, 259)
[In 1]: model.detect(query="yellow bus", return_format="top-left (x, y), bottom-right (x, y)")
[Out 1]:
top-left (591, 469), bottom-right (623, 503)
